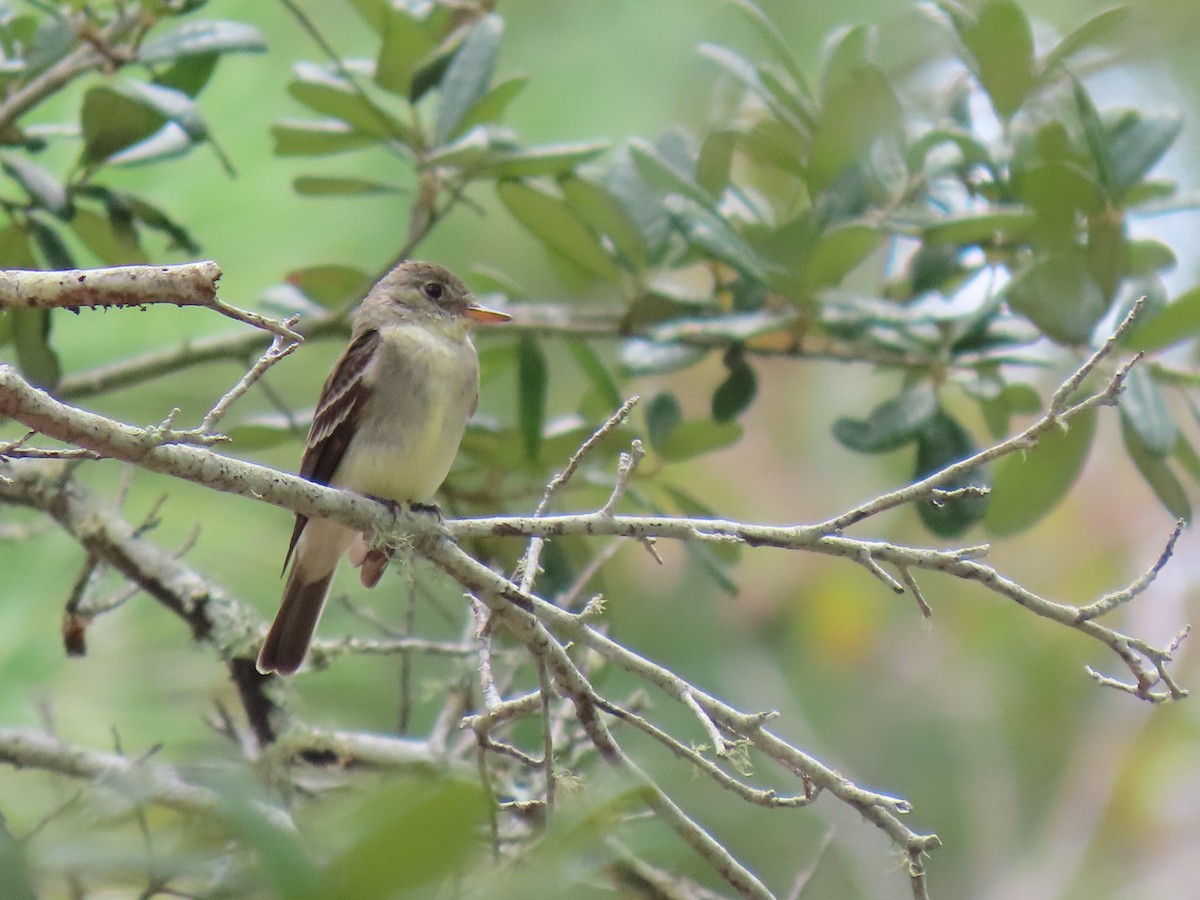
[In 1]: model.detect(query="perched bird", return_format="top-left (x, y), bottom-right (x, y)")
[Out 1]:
top-left (256, 261), bottom-right (510, 675)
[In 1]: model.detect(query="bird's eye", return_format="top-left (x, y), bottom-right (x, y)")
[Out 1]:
top-left (422, 281), bottom-right (444, 301)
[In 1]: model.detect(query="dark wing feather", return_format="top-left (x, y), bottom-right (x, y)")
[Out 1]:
top-left (281, 330), bottom-right (380, 573)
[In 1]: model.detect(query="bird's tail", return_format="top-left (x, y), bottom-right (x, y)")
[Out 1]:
top-left (256, 565), bottom-right (335, 676)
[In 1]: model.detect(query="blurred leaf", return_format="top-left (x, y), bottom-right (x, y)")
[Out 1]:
top-left (69, 207), bottom-right (147, 265)
top-left (486, 140), bottom-right (609, 178)
top-left (648, 309), bottom-right (795, 344)
top-left (661, 482), bottom-right (742, 564)
top-left (350, 0), bottom-right (389, 32)
top-left (923, 208), bottom-right (1035, 245)
top-left (1125, 286), bottom-right (1200, 351)
top-left (496, 180), bottom-right (621, 281)
top-left (646, 392), bottom-right (682, 451)
top-left (288, 265), bottom-right (372, 308)
top-left (2, 156), bottom-right (67, 216)
top-left (272, 119), bottom-right (377, 156)
top-left (711, 352), bottom-right (756, 421)
top-left (28, 217), bottom-right (72, 269)
top-left (620, 339), bottom-right (705, 376)
top-left (628, 137), bottom-right (714, 210)
top-left (833, 386), bottom-right (938, 453)
top-left (698, 43), bottom-right (808, 135)
top-left (517, 334), bottom-right (548, 461)
top-left (906, 127), bottom-right (991, 173)
top-left (107, 122), bottom-right (194, 167)
top-left (685, 540), bottom-right (740, 594)
top-left (1107, 111), bottom-right (1182, 199)
top-left (1073, 79), bottom-right (1111, 191)
top-left (822, 25), bottom-right (873, 97)
top-left (664, 195), bottom-right (768, 281)
top-left (559, 174), bottom-right (647, 269)
top-left (0, 818), bottom-right (35, 900)
top-left (155, 51), bottom-right (219, 97)
top-left (1122, 418), bottom-right (1191, 521)
top-left (138, 19), bottom-right (266, 63)
top-left (374, 5), bottom-right (435, 96)
top-left (118, 80), bottom-right (209, 142)
top-left (723, 0), bottom-right (805, 84)
top-left (658, 418), bottom-right (743, 462)
top-left (1041, 6), bottom-right (1131, 76)
top-left (1126, 239), bottom-right (1175, 278)
top-left (696, 129), bottom-right (736, 196)
top-left (80, 85), bottom-right (166, 164)
top-left (293, 175), bottom-right (404, 196)
top-left (914, 411), bottom-right (989, 537)
top-left (456, 75), bottom-right (528, 133)
top-left (289, 63), bottom-right (410, 142)
top-left (1173, 431), bottom-right (1200, 484)
top-left (226, 414), bottom-right (302, 450)
top-left (802, 222), bottom-right (882, 289)
top-left (809, 62), bottom-right (900, 191)
top-left (960, 0), bottom-right (1034, 119)
top-left (606, 148), bottom-right (672, 264)
top-left (1004, 252), bottom-right (1107, 345)
top-left (124, 195), bottom-right (200, 253)
top-left (1119, 365), bottom-right (1176, 457)
top-left (986, 407), bottom-right (1096, 535)
top-left (434, 14), bottom-right (503, 144)
top-left (10, 309), bottom-right (59, 390)
top-left (564, 334), bottom-right (623, 413)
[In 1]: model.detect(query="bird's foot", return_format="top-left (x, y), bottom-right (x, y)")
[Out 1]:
top-left (408, 500), bottom-right (443, 521)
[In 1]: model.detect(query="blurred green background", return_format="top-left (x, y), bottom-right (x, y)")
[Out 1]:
top-left (3, 1), bottom-right (1200, 897)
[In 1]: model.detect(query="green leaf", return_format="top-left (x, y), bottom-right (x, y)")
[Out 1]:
top-left (1073, 79), bottom-right (1111, 192)
top-left (496, 180), bottom-right (621, 281)
top-left (923, 209), bottom-right (1036, 245)
top-left (155, 52), bottom-right (219, 97)
top-left (1, 156), bottom-right (67, 216)
top-left (137, 19), bottom-right (266, 64)
top-left (620, 339), bottom-right (705, 376)
top-left (1106, 111), bottom-right (1182, 199)
top-left (10, 309), bottom-right (60, 390)
top-left (1122, 418), bottom-right (1191, 521)
top-left (1126, 239), bottom-right (1176, 278)
top-left (1004, 253), bottom-right (1107, 345)
top-left (960, 1), bottom-right (1034, 119)
top-left (292, 175), bottom-right (404, 196)
top-left (374, 6), bottom-right (435, 96)
top-left (287, 265), bottom-right (372, 308)
top-left (271, 119), bottom-right (377, 157)
top-left (723, 0), bottom-right (805, 84)
top-left (80, 85), bottom-right (166, 164)
top-left (809, 63), bottom-right (900, 191)
top-left (606, 148), bottom-right (672, 264)
top-left (517, 334), bottom-right (548, 462)
top-left (914, 412), bottom-right (989, 537)
top-left (833, 386), bottom-right (938, 453)
top-left (802, 223), bottom-right (883, 289)
top-left (28, 217), bottom-right (73, 269)
top-left (226, 414), bottom-right (302, 450)
top-left (564, 334), bottom-right (623, 413)
top-left (434, 14), bottom-right (503, 145)
top-left (696, 129), bottom-right (736, 196)
top-left (711, 353), bottom-right (757, 421)
top-left (628, 137), bottom-right (714, 210)
top-left (123, 195), bottom-right (200, 253)
top-left (646, 392), bottom-right (682, 452)
top-left (664, 195), bottom-right (768, 281)
top-left (559, 175), bottom-right (647, 270)
top-left (69, 207), bottom-right (147, 265)
top-left (486, 140), bottom-right (609, 179)
top-left (648, 309), bottom-right (795, 344)
top-left (985, 408), bottom-right (1097, 534)
top-left (118, 80), bottom-right (208, 142)
top-left (822, 24), bottom-right (873, 97)
top-left (658, 418), bottom-right (743, 462)
top-left (1125, 286), bottom-right (1200, 351)
top-left (288, 64), bottom-right (410, 142)
top-left (456, 76), bottom-right (528, 133)
top-left (1041, 6), bottom-right (1131, 77)
top-left (1119, 365), bottom-right (1176, 457)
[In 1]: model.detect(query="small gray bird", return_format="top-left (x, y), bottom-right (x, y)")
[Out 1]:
top-left (256, 261), bottom-right (510, 676)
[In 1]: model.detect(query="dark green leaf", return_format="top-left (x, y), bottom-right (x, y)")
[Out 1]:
top-left (517, 334), bottom-right (547, 462)
top-left (658, 418), bottom-right (743, 462)
top-left (1125, 286), bottom-right (1200, 351)
top-left (1122, 418), bottom-right (1191, 521)
top-left (287, 265), bottom-right (372, 308)
top-left (374, 6), bottom-right (435, 96)
top-left (960, 1), bottom-right (1034, 119)
top-left (646, 392), bottom-right (682, 451)
top-left (985, 407), bottom-right (1097, 534)
top-left (154, 52), bottom-right (219, 97)
top-left (559, 175), bottom-right (647, 269)
top-left (496, 180), bottom-right (621, 281)
top-left (292, 175), bottom-right (404, 196)
top-left (1119, 365), bottom-right (1176, 457)
top-left (914, 411), bottom-right (989, 537)
top-left (1, 156), bottom-right (67, 216)
top-left (10, 309), bottom-right (60, 390)
top-left (138, 19), bottom-right (266, 63)
top-left (80, 86), bottom-right (166, 164)
top-left (118, 80), bottom-right (208, 141)
top-left (123, 195), bottom-right (200, 253)
top-left (271, 119), bottom-right (377, 157)
top-left (434, 14), bottom-right (503, 145)
top-left (620, 339), bottom-right (706, 376)
top-left (1004, 253), bottom-right (1107, 345)
top-left (69, 208), bottom-right (147, 265)
top-left (833, 386), bottom-right (938, 453)
top-left (564, 334), bottom-right (623, 413)
top-left (711, 354), bottom-right (756, 421)
top-left (28, 217), bottom-right (72, 269)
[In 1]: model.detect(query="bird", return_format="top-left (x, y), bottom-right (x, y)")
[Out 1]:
top-left (256, 261), bottom-right (511, 675)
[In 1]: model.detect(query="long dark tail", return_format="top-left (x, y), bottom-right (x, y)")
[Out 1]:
top-left (256, 566), bottom-right (334, 676)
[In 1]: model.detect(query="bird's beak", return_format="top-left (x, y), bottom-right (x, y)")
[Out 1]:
top-left (463, 302), bottom-right (513, 324)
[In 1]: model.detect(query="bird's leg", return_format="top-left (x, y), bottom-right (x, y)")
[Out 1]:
top-left (408, 500), bottom-right (443, 520)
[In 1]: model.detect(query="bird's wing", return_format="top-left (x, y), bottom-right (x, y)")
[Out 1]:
top-left (282, 329), bottom-right (380, 573)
